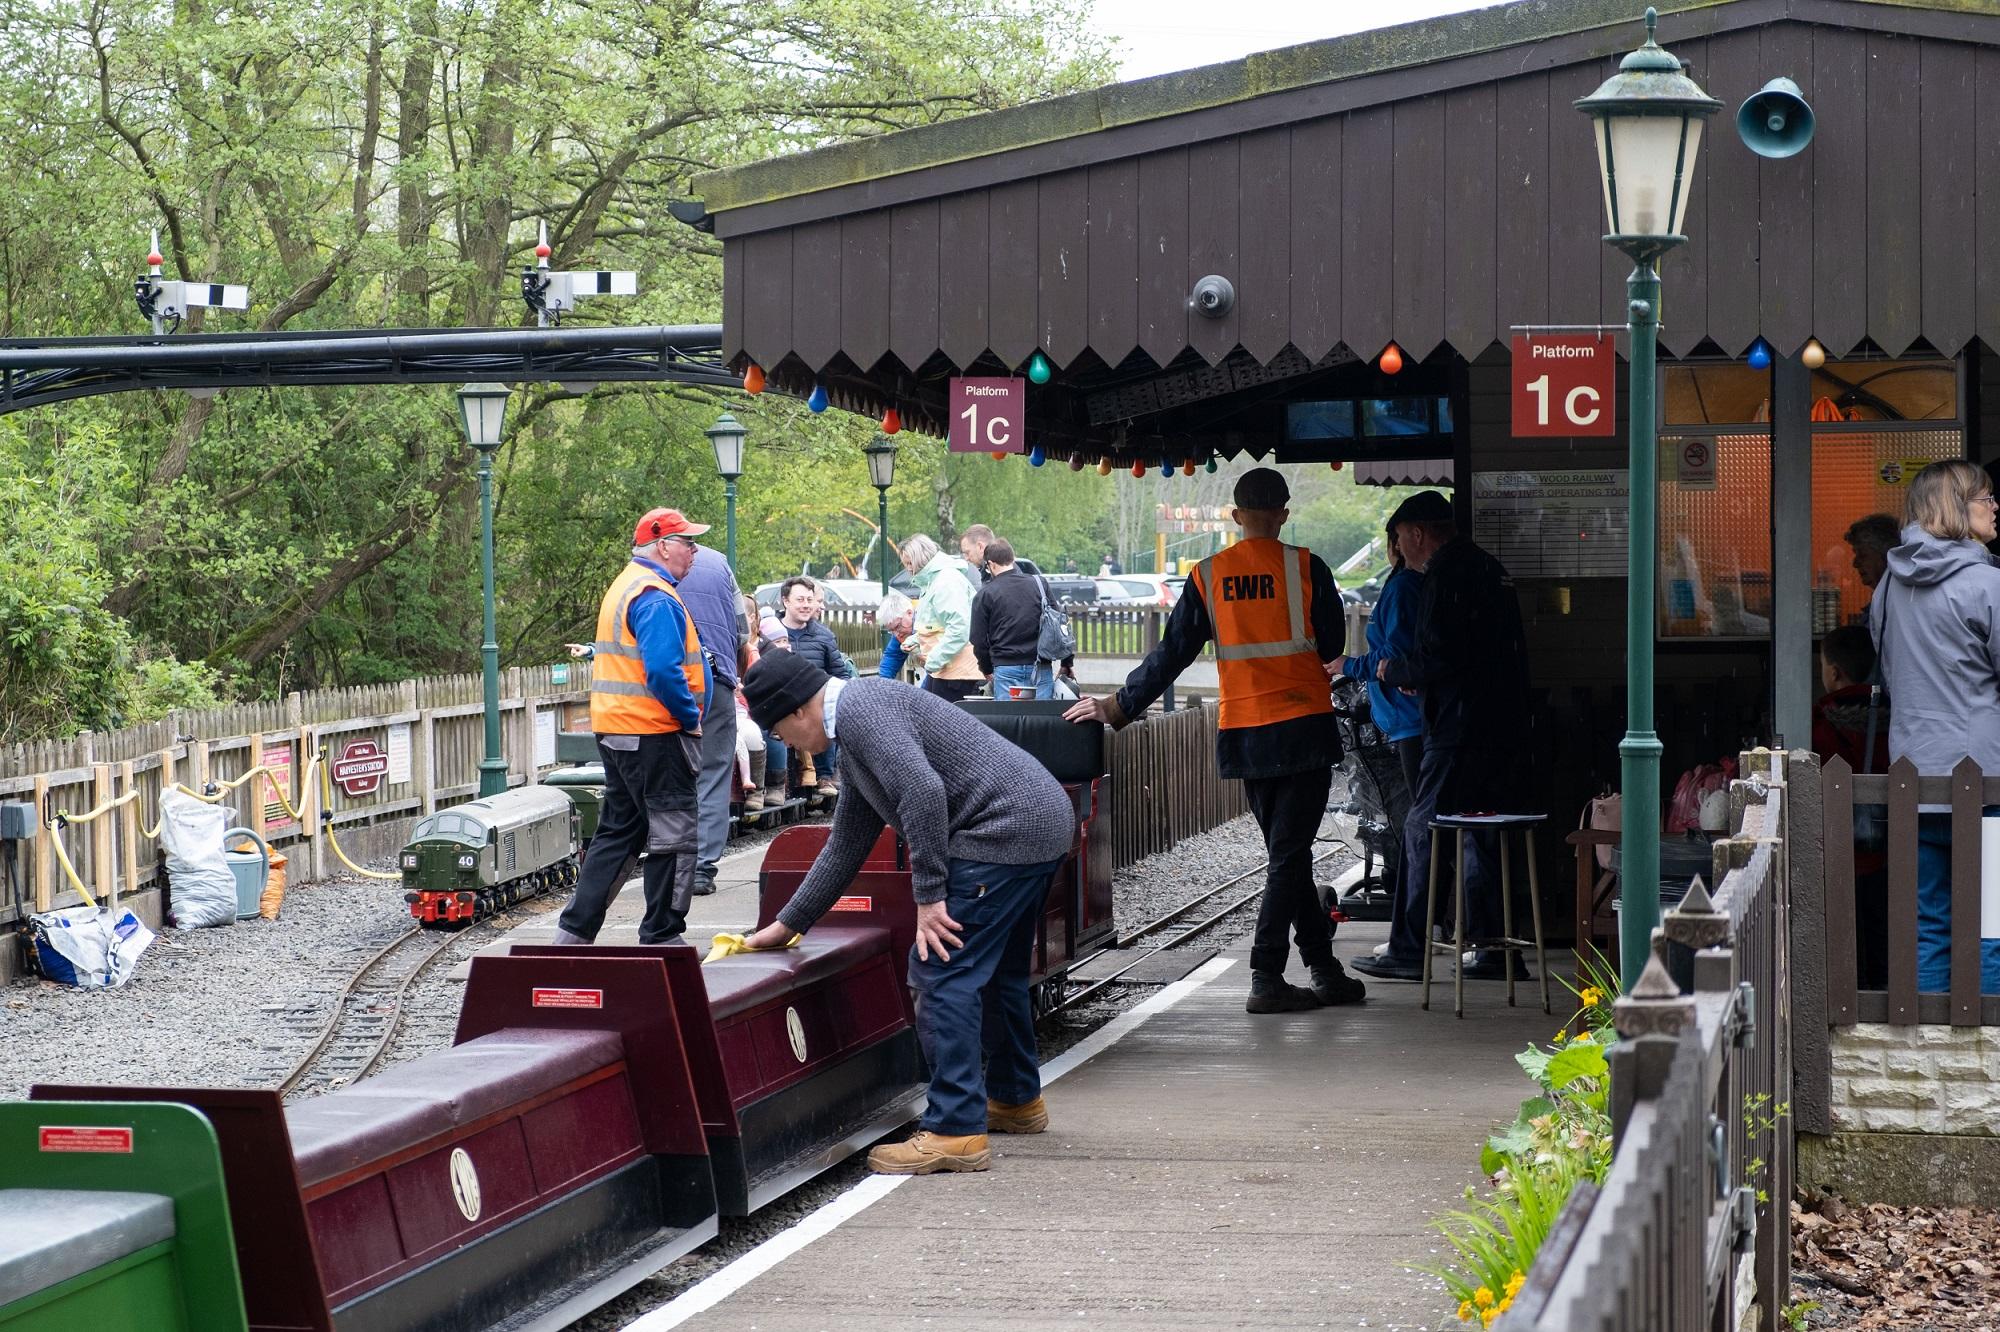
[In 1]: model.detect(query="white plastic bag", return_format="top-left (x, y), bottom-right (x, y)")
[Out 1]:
top-left (27, 907), bottom-right (155, 987)
top-left (157, 788), bottom-right (238, 928)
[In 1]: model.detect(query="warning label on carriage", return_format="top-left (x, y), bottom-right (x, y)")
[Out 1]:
top-left (531, 987), bottom-right (604, 1009)
top-left (39, 1126), bottom-right (133, 1153)
top-left (831, 896), bottom-right (873, 912)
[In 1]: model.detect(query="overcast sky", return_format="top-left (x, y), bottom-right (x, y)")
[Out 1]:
top-left (1087, 0), bottom-right (1514, 80)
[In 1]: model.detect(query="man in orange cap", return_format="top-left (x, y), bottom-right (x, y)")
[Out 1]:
top-left (551, 508), bottom-right (709, 945)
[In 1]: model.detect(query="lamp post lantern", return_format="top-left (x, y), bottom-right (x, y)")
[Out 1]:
top-left (1575, 7), bottom-right (1721, 991)
top-left (864, 436), bottom-right (898, 592)
top-left (458, 383), bottom-right (513, 798)
top-left (706, 412), bottom-right (747, 570)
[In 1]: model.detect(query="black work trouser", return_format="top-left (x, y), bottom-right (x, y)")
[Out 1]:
top-left (559, 731), bottom-right (701, 944)
top-left (1243, 766), bottom-right (1336, 977)
top-left (1388, 743), bottom-right (1508, 963)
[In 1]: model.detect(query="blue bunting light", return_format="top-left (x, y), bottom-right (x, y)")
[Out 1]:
top-left (806, 383), bottom-right (829, 412)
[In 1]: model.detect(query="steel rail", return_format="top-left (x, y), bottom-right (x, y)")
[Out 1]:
top-left (278, 926), bottom-right (454, 1097)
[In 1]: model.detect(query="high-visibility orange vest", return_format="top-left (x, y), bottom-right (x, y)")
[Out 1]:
top-left (589, 561), bottom-right (706, 734)
top-left (1191, 540), bottom-right (1332, 731)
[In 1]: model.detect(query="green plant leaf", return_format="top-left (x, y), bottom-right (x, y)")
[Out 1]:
top-left (1546, 1041), bottom-right (1609, 1090)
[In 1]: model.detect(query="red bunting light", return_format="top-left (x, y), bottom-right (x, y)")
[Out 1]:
top-left (1131, 459), bottom-right (1145, 478)
top-left (991, 450), bottom-right (1008, 461)
top-left (882, 407), bottom-right (901, 435)
top-left (743, 364), bottom-right (765, 394)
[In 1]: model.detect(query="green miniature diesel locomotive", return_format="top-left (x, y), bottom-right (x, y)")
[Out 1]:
top-left (401, 785), bottom-right (579, 927)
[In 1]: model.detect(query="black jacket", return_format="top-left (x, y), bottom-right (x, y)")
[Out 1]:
top-left (1113, 549), bottom-right (1345, 780)
top-left (1381, 536), bottom-right (1531, 749)
top-left (782, 619), bottom-right (856, 681)
top-left (970, 567), bottom-right (1047, 671)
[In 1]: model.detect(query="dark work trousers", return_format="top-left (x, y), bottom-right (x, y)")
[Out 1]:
top-left (694, 681), bottom-right (739, 879)
top-left (559, 731), bottom-right (701, 944)
top-left (922, 676), bottom-right (982, 704)
top-left (1380, 735), bottom-right (1424, 906)
top-left (1387, 744), bottom-right (1507, 964)
top-left (1242, 766), bottom-right (1337, 977)
top-left (907, 857), bottom-right (1063, 1136)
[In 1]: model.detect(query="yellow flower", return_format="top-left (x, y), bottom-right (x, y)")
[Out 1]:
top-left (1474, 1287), bottom-right (1495, 1309)
top-left (1458, 1300), bottom-right (1475, 1323)
top-left (1553, 1030), bottom-right (1568, 1044)
top-left (1580, 986), bottom-right (1604, 1006)
top-left (1505, 1271), bottom-right (1526, 1297)
top-left (1498, 1296), bottom-right (1513, 1314)
top-left (1482, 1309), bottom-right (1500, 1328)
top-left (1571, 1031), bottom-right (1595, 1045)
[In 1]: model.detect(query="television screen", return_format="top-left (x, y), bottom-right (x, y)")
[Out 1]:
top-left (1361, 399), bottom-right (1434, 437)
top-left (1286, 400), bottom-right (1357, 440)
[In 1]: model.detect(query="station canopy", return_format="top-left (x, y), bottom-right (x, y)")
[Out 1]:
top-left (691, 0), bottom-right (2000, 466)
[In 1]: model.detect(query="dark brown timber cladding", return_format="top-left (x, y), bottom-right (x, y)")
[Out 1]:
top-left (717, 9), bottom-right (2000, 381)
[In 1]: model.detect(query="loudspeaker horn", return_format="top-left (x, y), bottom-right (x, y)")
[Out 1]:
top-left (1737, 77), bottom-right (1814, 158)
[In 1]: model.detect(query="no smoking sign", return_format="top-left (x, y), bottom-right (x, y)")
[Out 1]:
top-left (1677, 438), bottom-right (1717, 490)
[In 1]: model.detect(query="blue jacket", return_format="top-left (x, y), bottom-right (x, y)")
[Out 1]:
top-left (674, 545), bottom-right (743, 688)
top-left (627, 556), bottom-right (704, 732)
top-left (1341, 567), bottom-right (1422, 743)
top-left (879, 633), bottom-right (909, 679)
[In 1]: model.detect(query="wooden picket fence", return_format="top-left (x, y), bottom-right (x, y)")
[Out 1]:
top-left (0, 665), bottom-right (591, 925)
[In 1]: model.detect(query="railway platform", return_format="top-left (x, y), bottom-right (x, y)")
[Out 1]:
top-left (623, 921), bottom-right (1562, 1332)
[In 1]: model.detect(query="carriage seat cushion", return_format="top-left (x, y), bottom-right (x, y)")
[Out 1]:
top-left (286, 1028), bottom-right (623, 1187)
top-left (955, 700), bottom-right (1107, 784)
top-left (701, 927), bottom-right (889, 1021)
top-left (0, 1189), bottom-right (174, 1305)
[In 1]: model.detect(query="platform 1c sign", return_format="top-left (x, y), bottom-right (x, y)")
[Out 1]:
top-left (1511, 335), bottom-right (1615, 437)
top-left (948, 377), bottom-right (1024, 453)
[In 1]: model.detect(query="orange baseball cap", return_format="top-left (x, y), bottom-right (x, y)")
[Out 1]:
top-left (633, 508), bottom-right (710, 544)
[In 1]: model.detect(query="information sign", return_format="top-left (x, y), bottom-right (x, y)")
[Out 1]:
top-left (332, 739), bottom-right (389, 798)
top-left (1472, 470), bottom-right (1629, 579)
top-left (948, 377), bottom-right (1024, 453)
top-left (1511, 335), bottom-right (1616, 437)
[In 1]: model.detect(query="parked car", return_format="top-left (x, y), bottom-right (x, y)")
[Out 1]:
top-left (751, 575), bottom-right (914, 617)
top-left (1094, 575), bottom-right (1177, 608)
top-left (1016, 558), bottom-right (1098, 608)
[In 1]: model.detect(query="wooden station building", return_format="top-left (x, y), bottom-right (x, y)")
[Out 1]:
top-left (691, 0), bottom-right (2000, 882)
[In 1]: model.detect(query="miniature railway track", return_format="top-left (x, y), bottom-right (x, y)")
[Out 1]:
top-left (277, 927), bottom-right (459, 1098)
top-left (1053, 848), bottom-right (1345, 1013)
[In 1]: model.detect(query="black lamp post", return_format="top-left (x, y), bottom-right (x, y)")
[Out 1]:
top-left (1575, 7), bottom-right (1720, 990)
top-left (706, 411), bottom-right (747, 570)
top-left (457, 382), bottom-right (513, 799)
top-left (864, 436), bottom-right (898, 592)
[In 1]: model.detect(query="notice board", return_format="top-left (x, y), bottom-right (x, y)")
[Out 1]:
top-left (1472, 470), bottom-right (1629, 579)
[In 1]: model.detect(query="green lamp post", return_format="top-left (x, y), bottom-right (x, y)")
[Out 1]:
top-left (457, 382), bottom-right (513, 799)
top-left (706, 412), bottom-right (747, 571)
top-left (1575, 7), bottom-right (1721, 991)
top-left (864, 435), bottom-right (898, 592)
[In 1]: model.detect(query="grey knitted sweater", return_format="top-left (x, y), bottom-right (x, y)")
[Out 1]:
top-left (775, 679), bottom-right (1078, 933)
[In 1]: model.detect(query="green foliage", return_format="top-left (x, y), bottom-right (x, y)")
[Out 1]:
top-left (0, 0), bottom-right (1113, 736)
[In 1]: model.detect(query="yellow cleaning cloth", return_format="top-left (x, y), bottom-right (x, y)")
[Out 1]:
top-left (703, 931), bottom-right (802, 963)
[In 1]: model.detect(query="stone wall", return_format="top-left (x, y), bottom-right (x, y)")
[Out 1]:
top-left (1829, 1024), bottom-right (2000, 1136)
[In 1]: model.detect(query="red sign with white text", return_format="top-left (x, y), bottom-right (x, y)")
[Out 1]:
top-left (948, 377), bottom-right (1025, 454)
top-left (40, 1126), bottom-right (133, 1153)
top-left (830, 896), bottom-right (873, 913)
top-left (531, 987), bottom-right (604, 1009)
top-left (1511, 335), bottom-right (1616, 437)
top-left (332, 739), bottom-right (390, 798)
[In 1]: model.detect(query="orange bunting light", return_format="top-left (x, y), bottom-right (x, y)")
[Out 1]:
top-left (1181, 459), bottom-right (1196, 476)
top-left (990, 450), bottom-right (1008, 461)
top-left (882, 407), bottom-right (901, 435)
top-left (1097, 459), bottom-right (1113, 476)
top-left (1379, 343), bottom-right (1404, 375)
top-left (743, 364), bottom-right (765, 394)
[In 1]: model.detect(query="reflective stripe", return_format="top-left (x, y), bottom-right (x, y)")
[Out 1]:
top-left (1207, 548), bottom-right (1314, 661)
top-left (592, 680), bottom-right (653, 697)
top-left (591, 641), bottom-right (643, 659)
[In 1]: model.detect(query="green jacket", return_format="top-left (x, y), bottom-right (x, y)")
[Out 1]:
top-left (910, 551), bottom-right (975, 672)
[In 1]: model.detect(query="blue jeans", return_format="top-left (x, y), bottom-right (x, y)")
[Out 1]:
top-left (907, 857), bottom-right (1062, 1136)
top-left (991, 662), bottom-right (1052, 700)
top-left (1914, 812), bottom-right (2000, 993)
top-left (764, 733), bottom-right (787, 787)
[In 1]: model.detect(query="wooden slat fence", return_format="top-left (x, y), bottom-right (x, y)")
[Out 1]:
top-left (1508, 751), bottom-right (1792, 1332)
top-left (0, 665), bottom-right (592, 924)
top-left (1106, 701), bottom-right (1247, 869)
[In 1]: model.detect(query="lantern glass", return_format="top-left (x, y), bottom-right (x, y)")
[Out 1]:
top-left (706, 412), bottom-right (747, 480)
top-left (864, 437), bottom-right (898, 490)
top-left (1593, 111), bottom-right (1703, 240)
top-left (457, 383), bottom-right (510, 450)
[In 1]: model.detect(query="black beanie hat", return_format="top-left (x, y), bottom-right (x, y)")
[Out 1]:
top-left (744, 651), bottom-right (830, 730)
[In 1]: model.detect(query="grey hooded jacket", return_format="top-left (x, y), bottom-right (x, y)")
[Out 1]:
top-left (1869, 524), bottom-right (2000, 775)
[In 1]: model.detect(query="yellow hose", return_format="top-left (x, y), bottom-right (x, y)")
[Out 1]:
top-left (44, 827), bottom-right (100, 910)
top-left (317, 759), bottom-right (400, 880)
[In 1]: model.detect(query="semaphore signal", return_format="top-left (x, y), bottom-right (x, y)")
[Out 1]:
top-left (519, 221), bottom-right (636, 328)
top-left (134, 230), bottom-right (249, 335)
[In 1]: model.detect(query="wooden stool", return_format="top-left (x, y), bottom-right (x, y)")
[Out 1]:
top-left (1421, 813), bottom-right (1552, 1018)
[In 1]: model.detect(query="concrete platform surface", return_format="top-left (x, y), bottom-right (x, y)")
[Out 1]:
top-left (669, 926), bottom-right (1568, 1332)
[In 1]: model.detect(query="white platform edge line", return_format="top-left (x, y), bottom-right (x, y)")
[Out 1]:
top-left (619, 954), bottom-right (1237, 1332)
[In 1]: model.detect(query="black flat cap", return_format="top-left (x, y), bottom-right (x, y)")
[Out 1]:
top-left (1233, 467), bottom-right (1291, 510)
top-left (1386, 489), bottom-right (1453, 528)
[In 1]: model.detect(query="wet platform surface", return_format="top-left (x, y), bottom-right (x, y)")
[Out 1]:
top-left (655, 922), bottom-right (1569, 1332)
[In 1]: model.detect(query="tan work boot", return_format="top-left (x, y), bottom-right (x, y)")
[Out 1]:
top-left (986, 1096), bottom-right (1048, 1134)
top-left (742, 787), bottom-right (765, 813)
top-left (865, 1131), bottom-right (991, 1175)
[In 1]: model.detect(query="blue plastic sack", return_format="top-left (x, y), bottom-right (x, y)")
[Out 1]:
top-left (27, 906), bottom-right (155, 988)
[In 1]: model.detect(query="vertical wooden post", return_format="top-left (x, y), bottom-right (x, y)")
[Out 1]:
top-left (31, 774), bottom-right (51, 911)
top-left (417, 710), bottom-right (437, 813)
top-left (91, 764), bottom-right (115, 907)
top-left (118, 760), bottom-right (140, 903)
top-left (192, 739), bottom-right (211, 790)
